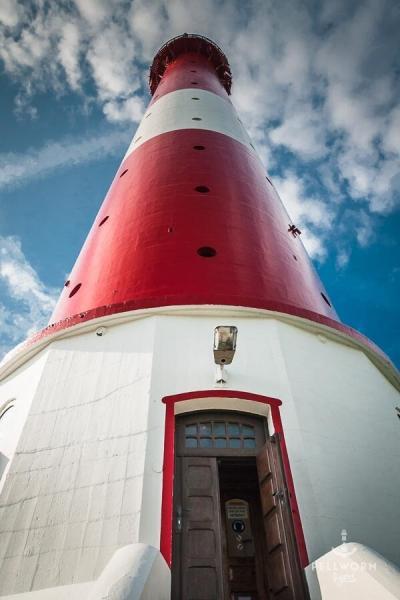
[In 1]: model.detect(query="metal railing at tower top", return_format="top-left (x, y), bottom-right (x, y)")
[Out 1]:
top-left (149, 33), bottom-right (232, 95)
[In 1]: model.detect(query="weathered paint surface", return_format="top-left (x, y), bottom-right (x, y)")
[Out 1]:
top-left (0, 311), bottom-right (399, 596)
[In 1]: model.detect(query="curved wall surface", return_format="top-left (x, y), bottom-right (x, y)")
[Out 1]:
top-left (49, 46), bottom-right (342, 336)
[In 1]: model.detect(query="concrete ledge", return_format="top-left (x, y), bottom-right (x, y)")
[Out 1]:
top-left (89, 543), bottom-right (170, 600)
top-left (0, 544), bottom-right (171, 600)
top-left (305, 543), bottom-right (400, 599)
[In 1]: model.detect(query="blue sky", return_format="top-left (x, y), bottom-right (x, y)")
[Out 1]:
top-left (0, 0), bottom-right (399, 366)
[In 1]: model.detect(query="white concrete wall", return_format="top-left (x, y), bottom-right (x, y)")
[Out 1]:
top-left (0, 352), bottom-right (48, 494)
top-left (0, 309), bottom-right (399, 596)
top-left (277, 322), bottom-right (400, 566)
top-left (0, 318), bottom-right (156, 595)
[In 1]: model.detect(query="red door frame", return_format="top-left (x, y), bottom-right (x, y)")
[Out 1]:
top-left (160, 390), bottom-right (309, 569)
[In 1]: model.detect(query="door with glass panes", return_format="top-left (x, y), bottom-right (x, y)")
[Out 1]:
top-left (171, 411), bottom-right (309, 600)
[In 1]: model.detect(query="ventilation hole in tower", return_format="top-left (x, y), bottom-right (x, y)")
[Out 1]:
top-left (191, 70), bottom-right (197, 73)
top-left (192, 117), bottom-right (202, 121)
top-left (193, 145), bottom-right (205, 150)
top-left (69, 283), bottom-right (82, 298)
top-left (64, 280), bottom-right (70, 287)
top-left (321, 292), bottom-right (331, 307)
top-left (192, 97), bottom-right (200, 100)
top-left (191, 81), bottom-right (198, 84)
top-left (197, 246), bottom-right (216, 258)
top-left (120, 169), bottom-right (128, 178)
top-left (293, 255), bottom-right (297, 261)
top-left (99, 216), bottom-right (109, 227)
top-left (195, 186), bottom-right (210, 193)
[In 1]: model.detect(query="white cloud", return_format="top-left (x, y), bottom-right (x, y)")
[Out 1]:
top-left (103, 97), bottom-right (145, 123)
top-left (0, 0), bottom-right (24, 28)
top-left (0, 129), bottom-right (132, 190)
top-left (336, 248), bottom-right (350, 270)
top-left (0, 0), bottom-right (399, 265)
top-left (270, 109), bottom-right (327, 159)
top-left (273, 172), bottom-right (333, 261)
top-left (58, 22), bottom-right (82, 90)
top-left (73, 0), bottom-right (112, 27)
top-left (86, 24), bottom-right (140, 101)
top-left (0, 236), bottom-right (58, 359)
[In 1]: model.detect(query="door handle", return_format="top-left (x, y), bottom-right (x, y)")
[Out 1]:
top-left (272, 489), bottom-right (285, 501)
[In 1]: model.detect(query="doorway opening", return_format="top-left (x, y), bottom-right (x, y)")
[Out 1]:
top-left (171, 410), bottom-right (308, 600)
top-left (219, 457), bottom-right (267, 599)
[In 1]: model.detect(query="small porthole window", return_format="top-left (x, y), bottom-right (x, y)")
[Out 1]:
top-left (191, 81), bottom-right (198, 85)
top-left (191, 70), bottom-right (197, 73)
top-left (99, 216), bottom-right (109, 227)
top-left (69, 283), bottom-right (82, 298)
top-left (321, 292), bottom-right (331, 307)
top-left (193, 145), bottom-right (205, 150)
top-left (197, 246), bottom-right (216, 258)
top-left (192, 117), bottom-right (202, 121)
top-left (192, 97), bottom-right (200, 100)
top-left (195, 186), bottom-right (209, 193)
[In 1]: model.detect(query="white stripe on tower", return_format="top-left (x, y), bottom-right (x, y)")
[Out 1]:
top-left (124, 89), bottom-right (254, 158)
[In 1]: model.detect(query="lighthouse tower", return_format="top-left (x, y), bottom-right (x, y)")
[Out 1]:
top-left (0, 34), bottom-right (399, 600)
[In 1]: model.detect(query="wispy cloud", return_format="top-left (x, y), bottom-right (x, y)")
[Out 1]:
top-left (0, 129), bottom-right (133, 190)
top-left (0, 236), bottom-right (58, 359)
top-left (0, 0), bottom-right (399, 265)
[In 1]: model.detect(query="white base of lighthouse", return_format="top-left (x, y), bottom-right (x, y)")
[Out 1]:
top-left (0, 306), bottom-right (399, 598)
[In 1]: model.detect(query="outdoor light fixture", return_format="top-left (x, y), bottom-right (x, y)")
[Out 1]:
top-left (213, 326), bottom-right (238, 383)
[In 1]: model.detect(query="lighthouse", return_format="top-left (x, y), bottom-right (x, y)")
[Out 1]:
top-left (0, 33), bottom-right (399, 600)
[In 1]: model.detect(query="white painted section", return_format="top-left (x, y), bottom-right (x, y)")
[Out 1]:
top-left (0, 309), bottom-right (399, 596)
top-left (0, 352), bottom-right (48, 494)
top-left (305, 543), bottom-right (400, 599)
top-left (0, 582), bottom-right (92, 600)
top-left (89, 543), bottom-right (170, 600)
top-left (124, 88), bottom-right (253, 158)
top-left (0, 544), bottom-right (170, 600)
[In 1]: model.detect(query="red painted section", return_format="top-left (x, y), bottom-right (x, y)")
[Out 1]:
top-left (270, 405), bottom-right (309, 569)
top-left (160, 390), bottom-right (309, 569)
top-left (160, 401), bottom-right (175, 565)
top-left (50, 128), bottom-right (338, 325)
top-left (150, 53), bottom-right (229, 105)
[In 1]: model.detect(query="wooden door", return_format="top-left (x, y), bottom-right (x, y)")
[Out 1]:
top-left (256, 435), bottom-right (309, 600)
top-left (173, 455), bottom-right (224, 599)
